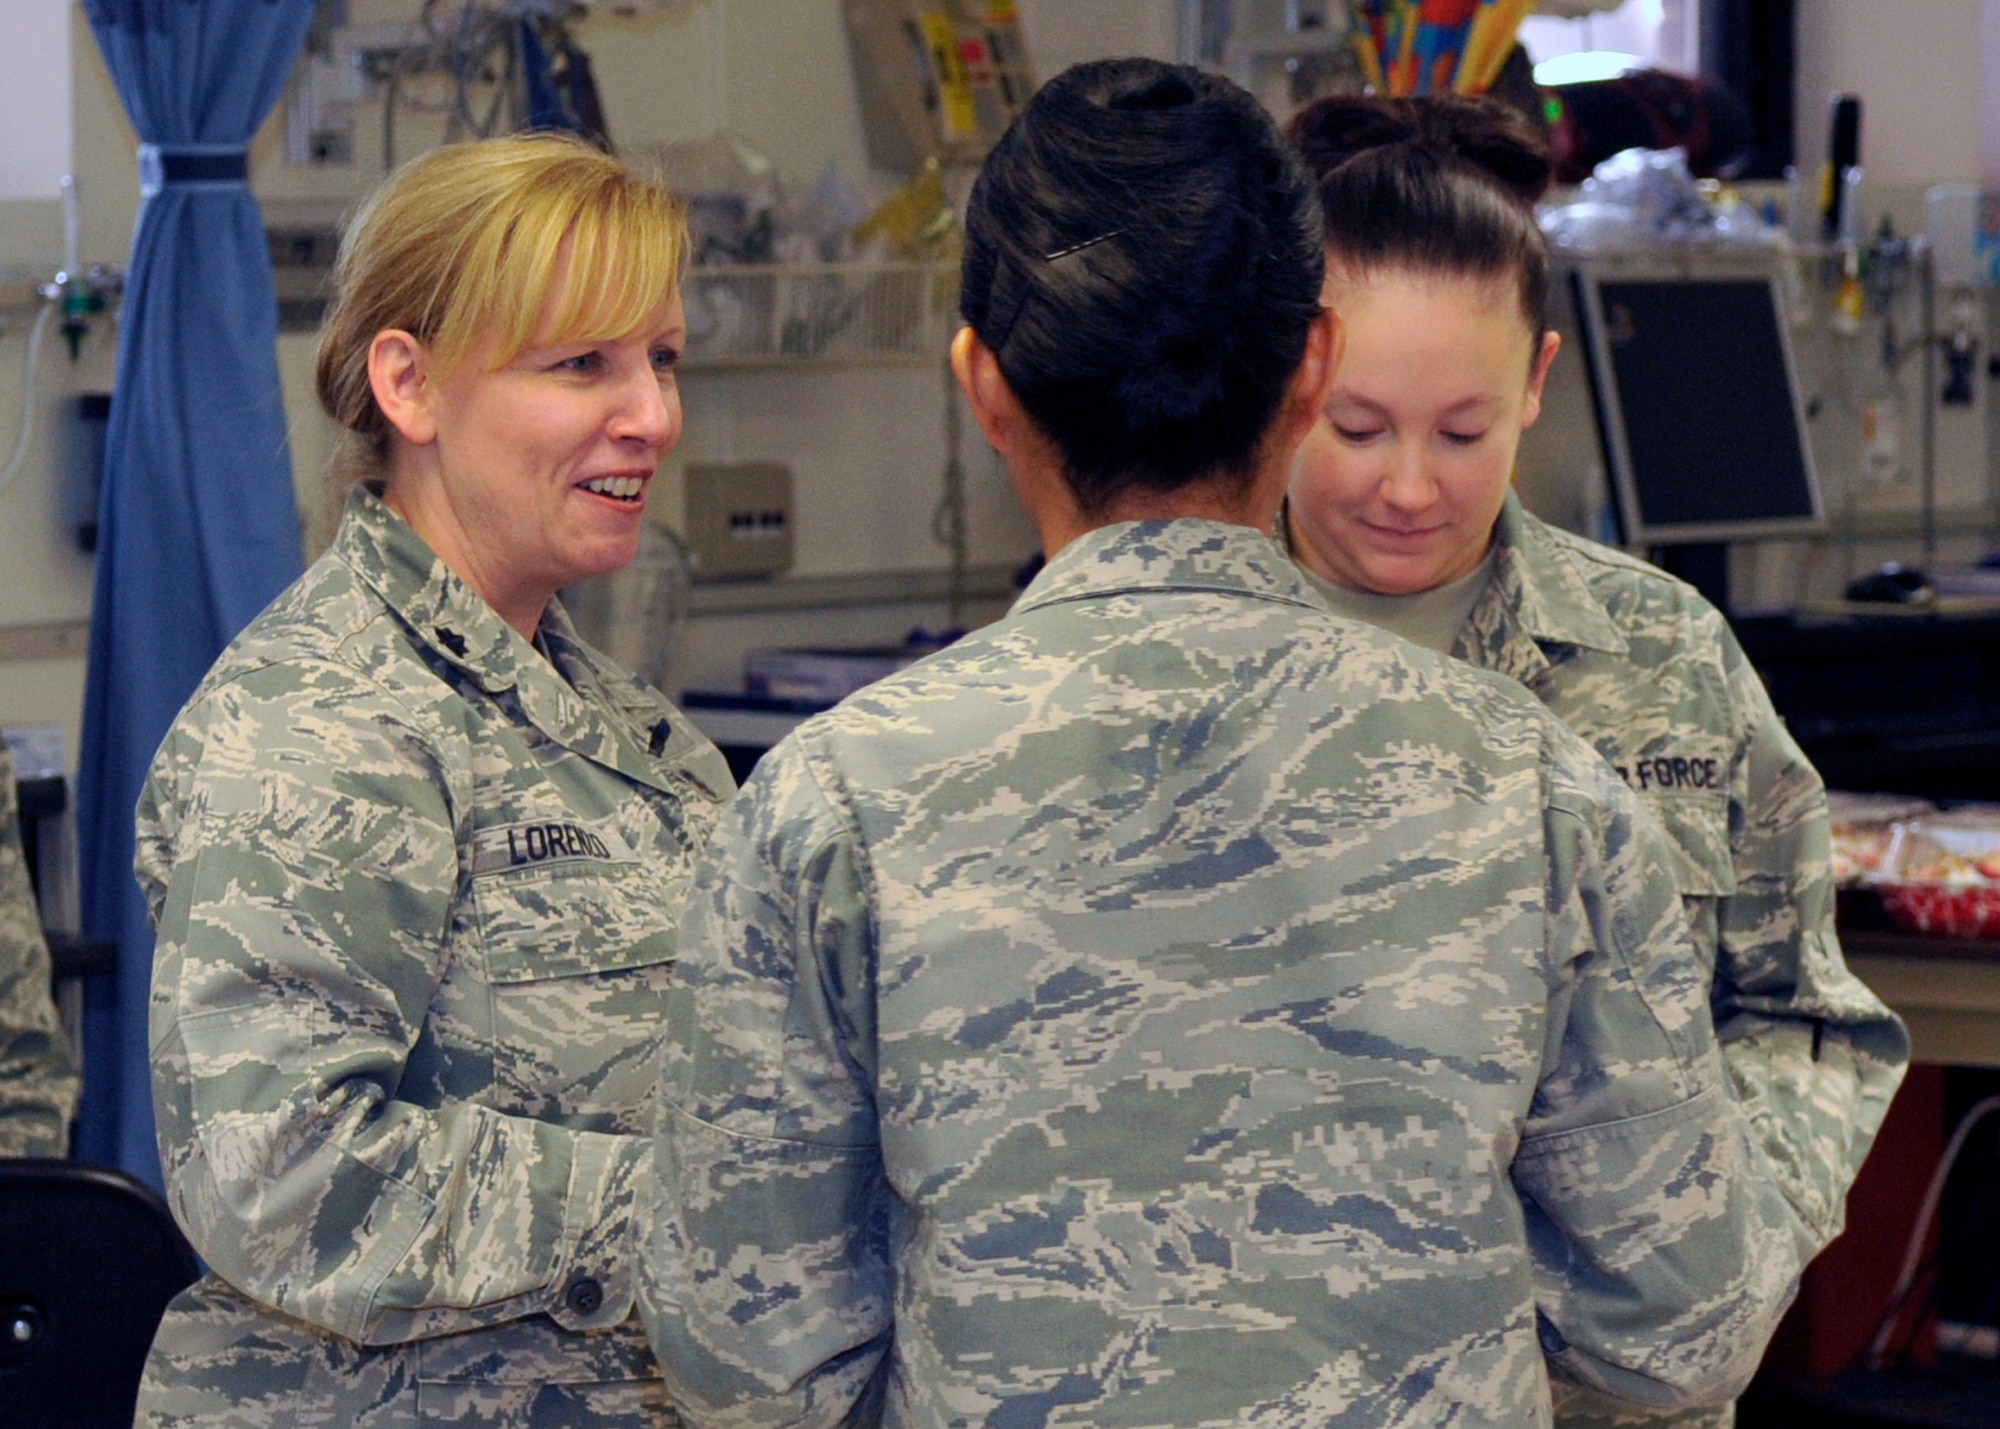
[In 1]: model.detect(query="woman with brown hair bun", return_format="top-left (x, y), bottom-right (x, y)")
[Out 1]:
top-left (1285, 91), bottom-right (1909, 1429)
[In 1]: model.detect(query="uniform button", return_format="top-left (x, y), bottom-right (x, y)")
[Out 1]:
top-left (565, 1274), bottom-right (604, 1316)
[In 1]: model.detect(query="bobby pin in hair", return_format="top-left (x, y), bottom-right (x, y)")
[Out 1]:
top-left (1044, 231), bottom-right (1125, 262)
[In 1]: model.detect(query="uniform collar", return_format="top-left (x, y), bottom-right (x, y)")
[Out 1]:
top-left (1457, 489), bottom-right (1629, 684)
top-left (335, 484), bottom-right (524, 694)
top-left (333, 485), bottom-right (691, 796)
top-left (1014, 519), bottom-right (1329, 615)
top-left (536, 612), bottom-right (724, 796)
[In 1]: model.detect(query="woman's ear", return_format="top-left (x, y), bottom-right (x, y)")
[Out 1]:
top-left (1521, 329), bottom-right (1561, 430)
top-left (367, 330), bottom-right (438, 447)
top-left (1281, 307), bottom-right (1344, 451)
top-left (951, 325), bottom-right (1024, 456)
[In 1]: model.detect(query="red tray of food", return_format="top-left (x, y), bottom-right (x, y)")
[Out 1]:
top-left (1872, 809), bottom-right (2000, 938)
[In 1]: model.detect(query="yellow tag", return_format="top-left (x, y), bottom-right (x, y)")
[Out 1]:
top-left (917, 11), bottom-right (978, 142)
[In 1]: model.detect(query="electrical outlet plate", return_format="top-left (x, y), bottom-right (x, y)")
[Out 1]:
top-left (683, 462), bottom-right (795, 582)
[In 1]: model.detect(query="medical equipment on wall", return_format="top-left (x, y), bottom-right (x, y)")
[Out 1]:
top-left (0, 300), bottom-right (56, 501)
top-left (0, 175), bottom-right (121, 506)
top-left (1928, 187), bottom-right (2000, 293)
top-left (841, 1), bottom-right (1034, 173)
top-left (1179, 1), bottom-right (1587, 106)
top-left (1178, 0), bottom-right (1361, 112)
top-left (287, 0), bottom-right (674, 168)
top-left (1569, 255), bottom-right (1827, 550)
top-left (1927, 185), bottom-right (1997, 412)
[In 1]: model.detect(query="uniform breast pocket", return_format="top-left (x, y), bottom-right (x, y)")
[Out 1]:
top-left (1637, 773), bottom-right (1736, 984)
top-left (1612, 739), bottom-right (1737, 898)
top-left (471, 859), bottom-right (685, 1128)
top-left (1641, 782), bottom-right (1737, 901)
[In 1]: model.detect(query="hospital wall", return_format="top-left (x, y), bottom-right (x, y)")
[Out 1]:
top-left (0, 0), bottom-right (1995, 755)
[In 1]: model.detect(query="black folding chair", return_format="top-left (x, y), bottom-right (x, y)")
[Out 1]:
top-left (0, 1159), bottom-right (199, 1428)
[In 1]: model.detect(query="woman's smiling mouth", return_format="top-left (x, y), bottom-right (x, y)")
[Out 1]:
top-left (577, 474), bottom-right (647, 503)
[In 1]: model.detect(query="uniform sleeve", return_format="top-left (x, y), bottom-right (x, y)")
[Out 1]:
top-left (641, 736), bottom-right (892, 1429)
top-left (1711, 623), bottom-right (1910, 1257)
top-left (0, 748), bottom-right (77, 1158)
top-left (142, 664), bottom-right (643, 1345)
top-left (1517, 741), bottom-right (1801, 1408)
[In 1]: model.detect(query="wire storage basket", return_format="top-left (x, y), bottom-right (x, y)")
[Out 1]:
top-left (681, 261), bottom-right (961, 368)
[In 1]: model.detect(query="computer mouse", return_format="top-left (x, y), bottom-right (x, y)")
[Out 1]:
top-left (1844, 563), bottom-right (1933, 604)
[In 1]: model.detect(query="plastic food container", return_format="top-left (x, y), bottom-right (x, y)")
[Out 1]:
top-left (1828, 791), bottom-right (1935, 887)
top-left (1873, 808), bottom-right (2000, 938)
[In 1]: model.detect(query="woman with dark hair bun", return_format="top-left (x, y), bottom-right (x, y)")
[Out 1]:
top-left (956, 59), bottom-right (1328, 512)
top-left (1285, 92), bottom-right (1910, 1429)
top-left (644, 59), bottom-right (1802, 1429)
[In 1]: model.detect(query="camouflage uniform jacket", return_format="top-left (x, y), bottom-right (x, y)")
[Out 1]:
top-left (1452, 493), bottom-right (1910, 1429)
top-left (137, 486), bottom-right (731, 1427)
top-left (642, 519), bottom-right (1803, 1429)
top-left (0, 740), bottom-right (78, 1158)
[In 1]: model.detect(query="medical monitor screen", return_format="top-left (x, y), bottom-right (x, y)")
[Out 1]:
top-left (1573, 270), bottom-right (1824, 545)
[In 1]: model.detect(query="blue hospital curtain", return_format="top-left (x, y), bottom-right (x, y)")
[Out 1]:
top-left (75, 0), bottom-right (318, 1179)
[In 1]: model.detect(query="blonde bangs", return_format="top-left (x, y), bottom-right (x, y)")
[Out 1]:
top-left (316, 133), bottom-right (689, 485)
top-left (434, 157), bottom-right (688, 373)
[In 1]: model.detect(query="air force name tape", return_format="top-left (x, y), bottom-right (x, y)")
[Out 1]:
top-left (470, 819), bottom-right (638, 876)
top-left (1615, 754), bottom-right (1722, 793)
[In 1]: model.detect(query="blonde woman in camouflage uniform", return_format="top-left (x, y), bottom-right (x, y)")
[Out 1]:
top-left (643, 59), bottom-right (1803, 1429)
top-left (0, 739), bottom-right (78, 1157)
top-left (135, 134), bottom-right (731, 1427)
top-left (1283, 94), bottom-right (1910, 1429)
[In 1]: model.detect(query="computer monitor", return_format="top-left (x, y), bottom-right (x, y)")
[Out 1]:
top-left (1570, 261), bottom-right (1825, 547)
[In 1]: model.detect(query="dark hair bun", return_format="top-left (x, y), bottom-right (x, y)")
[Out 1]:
top-left (1109, 69), bottom-right (1200, 111)
top-left (960, 58), bottom-right (1325, 513)
top-left (1290, 94), bottom-right (1552, 209)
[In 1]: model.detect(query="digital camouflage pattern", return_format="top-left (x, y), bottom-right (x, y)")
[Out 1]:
top-left (0, 739), bottom-right (77, 1158)
top-left (137, 486), bottom-right (732, 1428)
top-left (642, 519), bottom-right (1803, 1429)
top-left (1449, 494), bottom-right (1909, 1429)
